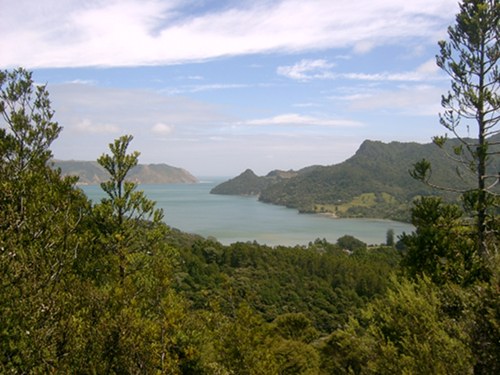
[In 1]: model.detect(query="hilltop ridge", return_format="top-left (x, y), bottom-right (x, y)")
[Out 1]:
top-left (54, 160), bottom-right (198, 185)
top-left (212, 137), bottom-right (500, 222)
top-left (210, 168), bottom-right (309, 196)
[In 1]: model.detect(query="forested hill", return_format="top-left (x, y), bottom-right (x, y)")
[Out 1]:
top-left (54, 160), bottom-right (198, 184)
top-left (212, 138), bottom-right (489, 221)
top-left (210, 167), bottom-right (317, 195)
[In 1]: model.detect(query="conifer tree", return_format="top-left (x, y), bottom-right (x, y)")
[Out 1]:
top-left (96, 135), bottom-right (164, 281)
top-left (412, 0), bottom-right (500, 257)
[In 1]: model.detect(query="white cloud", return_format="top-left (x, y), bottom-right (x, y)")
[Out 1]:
top-left (0, 0), bottom-right (458, 68)
top-left (346, 84), bottom-right (443, 116)
top-left (406, 44), bottom-right (427, 59)
top-left (279, 59), bottom-right (445, 82)
top-left (47, 83), bottom-right (232, 161)
top-left (293, 102), bottom-right (321, 108)
top-left (75, 119), bottom-right (120, 134)
top-left (353, 41), bottom-right (375, 54)
top-left (166, 83), bottom-right (251, 94)
top-left (50, 83), bottom-right (228, 129)
top-left (416, 58), bottom-right (441, 76)
top-left (152, 123), bottom-right (174, 136)
top-left (343, 72), bottom-right (416, 82)
top-left (345, 59), bottom-right (443, 82)
top-left (65, 79), bottom-right (96, 85)
top-left (277, 59), bottom-right (335, 81)
top-left (245, 113), bottom-right (362, 127)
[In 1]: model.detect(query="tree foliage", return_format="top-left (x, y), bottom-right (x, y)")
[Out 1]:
top-left (393, 4), bottom-right (500, 373)
top-left (412, 0), bottom-right (500, 257)
top-left (0, 68), bottom-right (61, 176)
top-left (97, 135), bottom-right (164, 227)
top-left (0, 67), bottom-right (90, 372)
top-left (321, 276), bottom-right (474, 375)
top-left (95, 135), bottom-right (165, 281)
top-left (401, 197), bottom-right (483, 285)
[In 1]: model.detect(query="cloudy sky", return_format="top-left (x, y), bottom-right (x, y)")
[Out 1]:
top-left (0, 0), bottom-right (459, 176)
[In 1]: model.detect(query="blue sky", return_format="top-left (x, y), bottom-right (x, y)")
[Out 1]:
top-left (0, 0), bottom-right (459, 176)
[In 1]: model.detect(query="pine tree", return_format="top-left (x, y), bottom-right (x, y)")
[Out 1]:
top-left (96, 135), bottom-right (164, 281)
top-left (412, 0), bottom-right (500, 258)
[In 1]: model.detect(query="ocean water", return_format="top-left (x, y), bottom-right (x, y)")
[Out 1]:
top-left (81, 179), bottom-right (414, 247)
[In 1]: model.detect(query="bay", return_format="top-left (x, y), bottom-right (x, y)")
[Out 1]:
top-left (81, 179), bottom-right (414, 247)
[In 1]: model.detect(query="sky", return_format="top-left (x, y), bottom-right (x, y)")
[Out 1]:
top-left (0, 0), bottom-right (460, 177)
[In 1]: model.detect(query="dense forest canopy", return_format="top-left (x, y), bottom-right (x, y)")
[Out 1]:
top-left (1, 1), bottom-right (499, 373)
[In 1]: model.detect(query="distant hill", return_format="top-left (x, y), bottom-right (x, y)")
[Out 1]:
top-left (210, 168), bottom-right (313, 195)
top-left (54, 160), bottom-right (198, 185)
top-left (211, 137), bottom-right (500, 222)
top-left (210, 169), bottom-right (271, 195)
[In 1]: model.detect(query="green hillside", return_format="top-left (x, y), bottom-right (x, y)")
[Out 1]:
top-left (209, 168), bottom-right (309, 195)
top-left (210, 168), bottom-right (275, 195)
top-left (213, 139), bottom-right (497, 222)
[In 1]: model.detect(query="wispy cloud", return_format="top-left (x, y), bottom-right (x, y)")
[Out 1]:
top-left (343, 84), bottom-right (443, 116)
top-left (50, 83), bottom-right (228, 129)
top-left (165, 83), bottom-right (252, 94)
top-left (245, 113), bottom-right (362, 127)
top-left (64, 79), bottom-right (97, 85)
top-left (293, 102), bottom-right (322, 108)
top-left (277, 59), bottom-right (335, 81)
top-left (0, 0), bottom-right (457, 68)
top-left (48, 82), bottom-right (232, 160)
top-left (343, 59), bottom-right (443, 82)
top-left (278, 59), bottom-right (444, 82)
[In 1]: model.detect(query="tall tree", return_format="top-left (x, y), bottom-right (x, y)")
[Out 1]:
top-left (98, 135), bottom-right (141, 227)
top-left (0, 68), bottom-right (89, 372)
top-left (0, 68), bottom-right (63, 219)
top-left (96, 135), bottom-right (164, 281)
top-left (412, 0), bottom-right (500, 257)
top-left (92, 135), bottom-right (185, 373)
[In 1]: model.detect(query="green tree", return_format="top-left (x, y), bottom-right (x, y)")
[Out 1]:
top-left (0, 68), bottom-right (61, 179)
top-left (273, 340), bottom-right (320, 375)
top-left (214, 304), bottom-right (280, 374)
top-left (99, 135), bottom-right (140, 225)
top-left (468, 255), bottom-right (500, 374)
top-left (412, 0), bottom-right (500, 257)
top-left (271, 313), bottom-right (319, 344)
top-left (386, 229), bottom-right (395, 247)
top-left (337, 235), bottom-right (367, 252)
top-left (401, 197), bottom-right (482, 285)
top-left (402, 5), bottom-right (500, 370)
top-left (89, 135), bottom-right (192, 373)
top-left (95, 135), bottom-right (164, 281)
top-left (271, 313), bottom-right (320, 375)
top-left (0, 68), bottom-right (90, 372)
top-left (321, 276), bottom-right (473, 374)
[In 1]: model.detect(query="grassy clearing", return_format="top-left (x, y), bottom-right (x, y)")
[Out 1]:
top-left (314, 193), bottom-right (398, 216)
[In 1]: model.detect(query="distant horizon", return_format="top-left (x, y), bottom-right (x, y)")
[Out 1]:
top-left (54, 136), bottom-right (438, 178)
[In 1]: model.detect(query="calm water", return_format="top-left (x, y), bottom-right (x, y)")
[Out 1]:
top-left (81, 179), bottom-right (414, 246)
